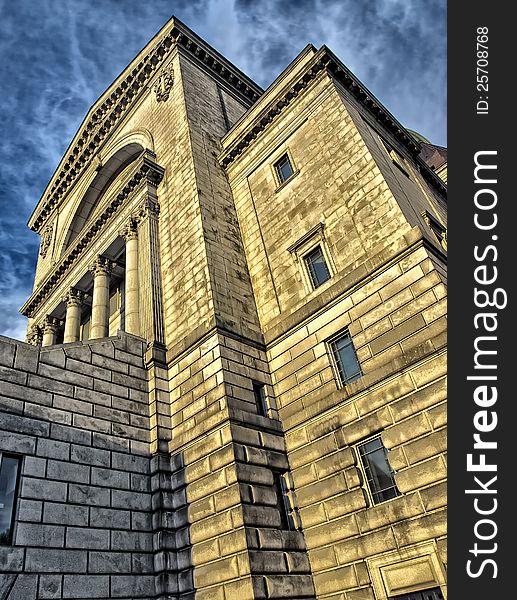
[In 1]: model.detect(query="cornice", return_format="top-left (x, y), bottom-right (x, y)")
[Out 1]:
top-left (28, 17), bottom-right (262, 233)
top-left (218, 46), bottom-right (447, 199)
top-left (21, 152), bottom-right (164, 318)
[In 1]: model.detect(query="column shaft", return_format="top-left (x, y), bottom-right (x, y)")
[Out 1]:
top-left (42, 317), bottom-right (59, 347)
top-left (123, 223), bottom-right (139, 335)
top-left (63, 289), bottom-right (84, 343)
top-left (90, 257), bottom-right (112, 339)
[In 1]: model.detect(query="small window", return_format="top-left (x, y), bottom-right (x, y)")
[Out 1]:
top-left (304, 245), bottom-right (331, 289)
top-left (273, 471), bottom-right (298, 530)
top-left (253, 382), bottom-right (267, 417)
top-left (357, 436), bottom-right (399, 505)
top-left (274, 153), bottom-right (294, 184)
top-left (329, 331), bottom-right (362, 385)
top-left (0, 454), bottom-right (22, 545)
top-left (422, 211), bottom-right (447, 251)
top-left (391, 587), bottom-right (444, 600)
top-left (380, 138), bottom-right (411, 178)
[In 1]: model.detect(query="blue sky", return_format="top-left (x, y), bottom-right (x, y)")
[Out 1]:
top-left (0, 0), bottom-right (446, 341)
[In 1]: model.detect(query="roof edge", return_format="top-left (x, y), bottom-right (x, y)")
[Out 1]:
top-left (28, 16), bottom-right (263, 232)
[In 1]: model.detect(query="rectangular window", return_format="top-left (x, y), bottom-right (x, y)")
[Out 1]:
top-left (391, 588), bottom-right (444, 600)
top-left (380, 138), bottom-right (411, 178)
top-left (304, 245), bottom-right (331, 289)
top-left (422, 210), bottom-right (447, 251)
top-left (273, 471), bottom-right (296, 530)
top-left (0, 454), bottom-right (22, 545)
top-left (253, 382), bottom-right (267, 417)
top-left (274, 153), bottom-right (294, 184)
top-left (330, 331), bottom-right (362, 385)
top-left (357, 436), bottom-right (399, 505)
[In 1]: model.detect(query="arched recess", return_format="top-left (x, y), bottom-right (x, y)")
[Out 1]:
top-left (59, 130), bottom-right (155, 255)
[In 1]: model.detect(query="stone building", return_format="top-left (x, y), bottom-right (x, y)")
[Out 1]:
top-left (0, 16), bottom-right (447, 600)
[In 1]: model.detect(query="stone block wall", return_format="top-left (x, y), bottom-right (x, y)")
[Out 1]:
top-left (165, 331), bottom-right (316, 600)
top-left (0, 332), bottom-right (155, 600)
top-left (269, 238), bottom-right (447, 599)
top-left (222, 56), bottom-right (447, 599)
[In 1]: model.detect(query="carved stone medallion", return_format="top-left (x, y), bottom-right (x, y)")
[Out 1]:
top-left (153, 65), bottom-right (174, 102)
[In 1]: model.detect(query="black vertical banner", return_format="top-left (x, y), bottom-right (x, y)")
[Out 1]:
top-left (449, 3), bottom-right (514, 598)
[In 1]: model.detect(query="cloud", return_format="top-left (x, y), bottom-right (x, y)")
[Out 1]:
top-left (0, 0), bottom-right (445, 340)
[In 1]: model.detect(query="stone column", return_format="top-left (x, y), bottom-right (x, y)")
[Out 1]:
top-left (89, 256), bottom-right (112, 339)
top-left (136, 196), bottom-right (165, 345)
top-left (42, 316), bottom-right (60, 347)
top-left (120, 219), bottom-right (139, 336)
top-left (62, 288), bottom-right (84, 343)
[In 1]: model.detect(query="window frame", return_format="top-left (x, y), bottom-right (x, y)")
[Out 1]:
top-left (390, 587), bottom-right (444, 600)
top-left (303, 244), bottom-right (332, 289)
top-left (272, 151), bottom-right (298, 190)
top-left (379, 136), bottom-right (411, 179)
top-left (288, 223), bottom-right (335, 294)
top-left (252, 381), bottom-right (268, 417)
top-left (272, 470), bottom-right (300, 531)
top-left (421, 210), bottom-right (447, 251)
top-left (355, 435), bottom-right (400, 506)
top-left (0, 453), bottom-right (22, 546)
top-left (327, 329), bottom-right (362, 387)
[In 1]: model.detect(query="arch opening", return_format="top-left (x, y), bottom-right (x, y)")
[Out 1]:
top-left (62, 143), bottom-right (143, 252)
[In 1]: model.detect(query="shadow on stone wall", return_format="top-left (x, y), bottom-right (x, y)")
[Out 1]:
top-left (152, 451), bottom-right (195, 599)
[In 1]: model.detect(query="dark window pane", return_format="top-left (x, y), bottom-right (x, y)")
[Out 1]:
top-left (358, 438), bottom-right (399, 504)
top-left (275, 154), bottom-right (294, 183)
top-left (274, 472), bottom-right (293, 530)
top-left (0, 455), bottom-right (21, 545)
top-left (391, 588), bottom-right (444, 600)
top-left (253, 382), bottom-right (267, 416)
top-left (304, 246), bottom-right (331, 288)
top-left (332, 333), bottom-right (361, 384)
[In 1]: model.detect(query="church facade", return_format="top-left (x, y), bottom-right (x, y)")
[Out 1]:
top-left (0, 17), bottom-right (447, 600)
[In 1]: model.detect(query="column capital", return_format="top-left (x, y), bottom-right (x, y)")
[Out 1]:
top-left (89, 255), bottom-right (113, 277)
top-left (119, 218), bottom-right (139, 242)
top-left (43, 316), bottom-right (61, 334)
top-left (26, 325), bottom-right (43, 346)
top-left (62, 288), bottom-right (85, 307)
top-left (137, 197), bottom-right (160, 221)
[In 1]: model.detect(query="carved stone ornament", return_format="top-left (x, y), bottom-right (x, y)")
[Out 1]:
top-left (62, 288), bottom-right (85, 307)
top-left (138, 198), bottom-right (160, 221)
top-left (40, 224), bottom-right (53, 258)
top-left (89, 256), bottom-right (113, 278)
top-left (119, 218), bottom-right (139, 242)
top-left (43, 316), bottom-right (61, 334)
top-left (153, 65), bottom-right (174, 102)
top-left (26, 324), bottom-right (43, 346)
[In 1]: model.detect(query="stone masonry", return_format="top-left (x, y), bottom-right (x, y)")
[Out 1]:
top-left (1, 16), bottom-right (446, 600)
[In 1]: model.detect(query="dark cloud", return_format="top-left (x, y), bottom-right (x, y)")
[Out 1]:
top-left (0, 0), bottom-right (445, 340)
